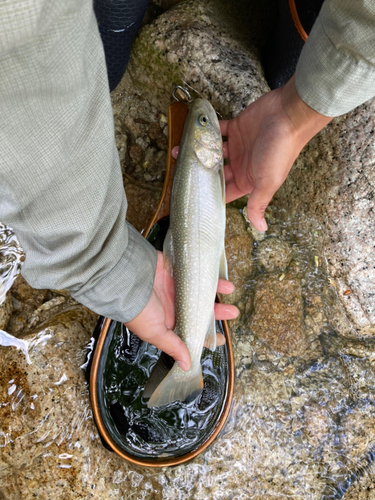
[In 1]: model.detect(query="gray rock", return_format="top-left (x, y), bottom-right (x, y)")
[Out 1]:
top-left (223, 207), bottom-right (254, 306)
top-left (125, 0), bottom-right (270, 116)
top-left (0, 293), bottom-right (12, 330)
top-left (249, 274), bottom-right (307, 357)
top-left (255, 237), bottom-right (293, 273)
top-left (273, 99), bottom-right (375, 334)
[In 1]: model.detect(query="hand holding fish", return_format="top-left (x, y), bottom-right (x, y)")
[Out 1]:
top-left (220, 76), bottom-right (332, 231)
top-left (124, 250), bottom-right (239, 373)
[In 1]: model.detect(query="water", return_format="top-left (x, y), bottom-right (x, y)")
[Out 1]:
top-left (0, 223), bottom-right (24, 305)
top-left (0, 207), bottom-right (375, 499)
top-left (94, 321), bottom-right (229, 460)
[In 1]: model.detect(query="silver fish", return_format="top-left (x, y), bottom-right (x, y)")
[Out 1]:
top-left (145, 98), bottom-right (227, 408)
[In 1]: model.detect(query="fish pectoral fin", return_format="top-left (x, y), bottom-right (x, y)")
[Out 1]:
top-left (163, 227), bottom-right (174, 276)
top-left (204, 312), bottom-right (217, 351)
top-left (219, 248), bottom-right (228, 280)
top-left (142, 352), bottom-right (175, 399)
top-left (147, 364), bottom-right (203, 408)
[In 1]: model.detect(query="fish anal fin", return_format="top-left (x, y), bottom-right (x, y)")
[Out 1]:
top-left (147, 364), bottom-right (203, 408)
top-left (204, 312), bottom-right (216, 351)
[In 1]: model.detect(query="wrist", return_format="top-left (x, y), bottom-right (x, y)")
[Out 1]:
top-left (280, 75), bottom-right (333, 144)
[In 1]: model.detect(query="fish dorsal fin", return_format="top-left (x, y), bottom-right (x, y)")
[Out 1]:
top-left (219, 248), bottom-right (228, 280)
top-left (204, 312), bottom-right (216, 351)
top-left (163, 227), bottom-right (174, 276)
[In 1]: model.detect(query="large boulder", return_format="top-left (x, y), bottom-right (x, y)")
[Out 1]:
top-left (273, 99), bottom-right (375, 336)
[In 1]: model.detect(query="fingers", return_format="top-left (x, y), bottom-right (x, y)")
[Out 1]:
top-left (225, 179), bottom-right (249, 204)
top-left (151, 328), bottom-right (191, 371)
top-left (214, 302), bottom-right (239, 320)
top-left (246, 186), bottom-right (276, 232)
top-left (222, 141), bottom-right (229, 158)
top-left (220, 120), bottom-right (229, 136)
top-left (204, 332), bottom-right (226, 348)
top-left (216, 280), bottom-right (239, 319)
top-left (223, 163), bottom-right (233, 183)
top-left (124, 287), bottom-right (191, 371)
top-left (217, 278), bottom-right (234, 294)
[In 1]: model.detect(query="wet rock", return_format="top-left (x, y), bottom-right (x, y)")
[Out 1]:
top-left (11, 275), bottom-right (48, 309)
top-left (0, 308), bottom-right (97, 470)
top-left (343, 480), bottom-right (375, 500)
top-left (255, 237), bottom-right (293, 273)
top-left (153, 0), bottom-right (182, 9)
top-left (143, 147), bottom-right (167, 181)
top-left (5, 276), bottom-right (49, 337)
top-left (129, 143), bottom-right (143, 165)
top-left (302, 401), bottom-right (330, 448)
top-left (0, 293), bottom-right (12, 330)
top-left (340, 402), bottom-right (375, 462)
top-left (223, 207), bottom-right (254, 306)
top-left (238, 363), bottom-right (291, 407)
top-left (125, 0), bottom-right (269, 117)
top-left (322, 283), bottom-right (355, 336)
top-left (0, 308), bottom-right (167, 499)
top-left (249, 275), bottom-right (307, 357)
top-left (273, 98), bottom-right (375, 334)
top-left (124, 181), bottom-right (162, 233)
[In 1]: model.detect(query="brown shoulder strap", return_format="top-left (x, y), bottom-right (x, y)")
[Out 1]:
top-left (289, 0), bottom-right (308, 42)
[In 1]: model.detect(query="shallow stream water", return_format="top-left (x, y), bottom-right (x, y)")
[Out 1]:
top-left (1, 207), bottom-right (375, 499)
top-left (0, 223), bottom-right (24, 306)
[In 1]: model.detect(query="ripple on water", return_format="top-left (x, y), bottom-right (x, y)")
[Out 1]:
top-left (0, 223), bottom-right (24, 305)
top-left (0, 207), bottom-right (375, 499)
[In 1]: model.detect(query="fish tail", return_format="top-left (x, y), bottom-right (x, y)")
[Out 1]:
top-left (146, 363), bottom-right (203, 408)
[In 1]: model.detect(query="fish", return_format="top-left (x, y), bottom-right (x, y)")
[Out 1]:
top-left (144, 98), bottom-right (227, 408)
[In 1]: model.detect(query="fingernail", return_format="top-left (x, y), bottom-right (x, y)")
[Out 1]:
top-left (177, 360), bottom-right (188, 371)
top-left (225, 306), bottom-right (240, 318)
top-left (259, 218), bottom-right (268, 232)
top-left (222, 282), bottom-right (234, 293)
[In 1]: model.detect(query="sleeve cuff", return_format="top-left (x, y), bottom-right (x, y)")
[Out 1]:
top-left (71, 224), bottom-right (157, 323)
top-left (295, 14), bottom-right (375, 117)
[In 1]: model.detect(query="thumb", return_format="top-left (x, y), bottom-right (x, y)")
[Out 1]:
top-left (152, 329), bottom-right (191, 371)
top-left (246, 186), bottom-right (276, 232)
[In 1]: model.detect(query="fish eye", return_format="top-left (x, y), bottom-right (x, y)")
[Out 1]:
top-left (198, 114), bottom-right (209, 127)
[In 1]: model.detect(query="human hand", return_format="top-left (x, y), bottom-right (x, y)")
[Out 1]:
top-left (220, 76), bottom-right (333, 231)
top-left (124, 251), bottom-right (239, 372)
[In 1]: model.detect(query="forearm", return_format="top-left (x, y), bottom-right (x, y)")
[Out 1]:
top-left (280, 76), bottom-right (333, 146)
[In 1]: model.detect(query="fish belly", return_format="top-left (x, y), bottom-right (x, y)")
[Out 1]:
top-left (172, 162), bottom-right (225, 374)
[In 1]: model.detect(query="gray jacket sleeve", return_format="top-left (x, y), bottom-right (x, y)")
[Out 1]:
top-left (295, 0), bottom-right (375, 116)
top-left (0, 0), bottom-right (157, 323)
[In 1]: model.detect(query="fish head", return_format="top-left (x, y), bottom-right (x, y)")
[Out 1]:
top-left (189, 99), bottom-right (223, 171)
